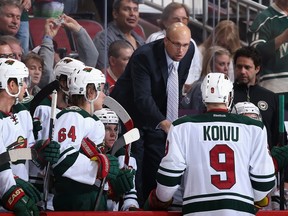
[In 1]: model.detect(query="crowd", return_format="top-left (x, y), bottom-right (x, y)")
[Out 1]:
top-left (0, 0), bottom-right (288, 216)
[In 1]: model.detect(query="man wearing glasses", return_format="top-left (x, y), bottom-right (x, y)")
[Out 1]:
top-left (110, 22), bottom-right (194, 207)
top-left (0, 40), bottom-right (15, 59)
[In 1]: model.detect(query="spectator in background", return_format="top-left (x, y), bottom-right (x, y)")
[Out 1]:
top-left (0, 39), bottom-right (15, 58)
top-left (106, 40), bottom-right (133, 93)
top-left (181, 45), bottom-right (231, 113)
top-left (0, 0), bottom-right (22, 36)
top-left (22, 52), bottom-right (44, 96)
top-left (145, 2), bottom-right (202, 94)
top-left (249, 0), bottom-right (288, 109)
top-left (1, 35), bottom-right (23, 61)
top-left (33, 14), bottom-right (99, 88)
top-left (198, 20), bottom-right (241, 82)
top-left (93, 0), bottom-right (145, 71)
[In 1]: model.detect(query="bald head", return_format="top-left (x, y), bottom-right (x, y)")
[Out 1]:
top-left (164, 22), bottom-right (191, 62)
top-left (166, 22), bottom-right (191, 39)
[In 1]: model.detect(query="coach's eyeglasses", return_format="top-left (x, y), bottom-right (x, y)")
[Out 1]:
top-left (0, 53), bottom-right (15, 59)
top-left (167, 37), bottom-right (189, 49)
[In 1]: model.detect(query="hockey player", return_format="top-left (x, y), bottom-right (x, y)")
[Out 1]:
top-left (0, 137), bottom-right (39, 216)
top-left (52, 67), bottom-right (120, 211)
top-left (0, 58), bottom-right (59, 180)
top-left (231, 101), bottom-right (262, 121)
top-left (231, 101), bottom-right (288, 210)
top-left (0, 58), bottom-right (60, 213)
top-left (144, 73), bottom-right (275, 215)
top-left (95, 108), bottom-right (139, 211)
top-left (27, 57), bottom-right (86, 210)
top-left (231, 101), bottom-right (288, 173)
top-left (33, 57), bottom-right (86, 141)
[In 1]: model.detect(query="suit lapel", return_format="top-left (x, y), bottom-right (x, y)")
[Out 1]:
top-left (155, 41), bottom-right (169, 84)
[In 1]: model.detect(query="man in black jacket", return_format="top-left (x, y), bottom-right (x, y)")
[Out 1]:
top-left (232, 46), bottom-right (282, 149)
top-left (110, 22), bottom-right (194, 206)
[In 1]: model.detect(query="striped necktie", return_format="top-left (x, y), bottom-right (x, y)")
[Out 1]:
top-left (166, 62), bottom-right (179, 122)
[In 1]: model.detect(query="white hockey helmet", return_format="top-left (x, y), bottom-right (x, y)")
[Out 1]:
top-left (53, 57), bottom-right (85, 81)
top-left (69, 66), bottom-right (106, 96)
top-left (82, 66), bottom-right (106, 85)
top-left (94, 108), bottom-right (119, 124)
top-left (231, 102), bottom-right (262, 121)
top-left (201, 72), bottom-right (233, 109)
top-left (0, 58), bottom-right (29, 97)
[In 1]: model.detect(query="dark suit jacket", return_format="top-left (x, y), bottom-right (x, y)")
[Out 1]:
top-left (110, 39), bottom-right (195, 129)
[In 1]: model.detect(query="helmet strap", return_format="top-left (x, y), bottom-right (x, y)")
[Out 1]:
top-left (5, 86), bottom-right (21, 104)
top-left (85, 90), bottom-right (100, 115)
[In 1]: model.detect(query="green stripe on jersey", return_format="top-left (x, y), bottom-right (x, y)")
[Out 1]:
top-left (174, 112), bottom-right (264, 129)
top-left (57, 106), bottom-right (100, 121)
top-left (183, 198), bottom-right (256, 215)
top-left (251, 178), bottom-right (276, 192)
top-left (12, 103), bottom-right (29, 114)
top-left (53, 151), bottom-right (78, 177)
top-left (156, 172), bottom-right (182, 187)
top-left (0, 163), bottom-right (10, 172)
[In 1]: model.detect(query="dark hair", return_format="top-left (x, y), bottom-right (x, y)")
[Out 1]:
top-left (113, 0), bottom-right (139, 11)
top-left (233, 46), bottom-right (262, 68)
top-left (108, 40), bottom-right (132, 58)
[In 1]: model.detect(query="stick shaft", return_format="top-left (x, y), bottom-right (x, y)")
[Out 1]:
top-left (279, 95), bottom-right (285, 210)
top-left (43, 90), bottom-right (57, 210)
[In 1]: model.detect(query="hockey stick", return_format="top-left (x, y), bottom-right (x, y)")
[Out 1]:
top-left (94, 128), bottom-right (140, 210)
top-left (30, 80), bottom-right (59, 117)
top-left (43, 89), bottom-right (57, 210)
top-left (103, 96), bottom-right (134, 166)
top-left (279, 95), bottom-right (285, 210)
top-left (0, 148), bottom-right (33, 166)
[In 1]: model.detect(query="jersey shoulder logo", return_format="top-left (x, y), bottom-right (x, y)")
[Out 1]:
top-left (257, 101), bottom-right (268, 111)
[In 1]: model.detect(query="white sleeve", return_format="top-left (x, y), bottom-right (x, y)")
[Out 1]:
top-left (185, 39), bottom-right (202, 85)
top-left (249, 126), bottom-right (275, 201)
top-left (156, 125), bottom-right (185, 202)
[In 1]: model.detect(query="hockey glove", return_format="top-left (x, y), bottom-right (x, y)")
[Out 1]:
top-left (32, 139), bottom-right (60, 169)
top-left (32, 117), bottom-right (42, 140)
top-left (128, 206), bottom-right (143, 211)
top-left (92, 154), bottom-right (120, 180)
top-left (271, 145), bottom-right (288, 172)
top-left (14, 176), bottom-right (42, 204)
top-left (143, 189), bottom-right (172, 210)
top-left (254, 196), bottom-right (269, 213)
top-left (1, 185), bottom-right (39, 216)
top-left (109, 169), bottom-right (136, 197)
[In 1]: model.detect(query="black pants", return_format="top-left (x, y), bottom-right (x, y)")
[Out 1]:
top-left (132, 127), bottom-right (167, 207)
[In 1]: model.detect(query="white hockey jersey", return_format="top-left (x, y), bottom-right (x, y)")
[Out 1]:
top-left (33, 97), bottom-right (62, 141)
top-left (52, 106), bottom-right (105, 185)
top-left (1, 103), bottom-right (35, 181)
top-left (0, 117), bottom-right (16, 198)
top-left (156, 111), bottom-right (275, 216)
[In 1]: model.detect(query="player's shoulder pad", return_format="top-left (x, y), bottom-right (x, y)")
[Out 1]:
top-left (173, 113), bottom-right (264, 129)
top-left (13, 103), bottom-right (29, 114)
top-left (56, 106), bottom-right (93, 119)
top-left (21, 96), bottom-right (34, 110)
